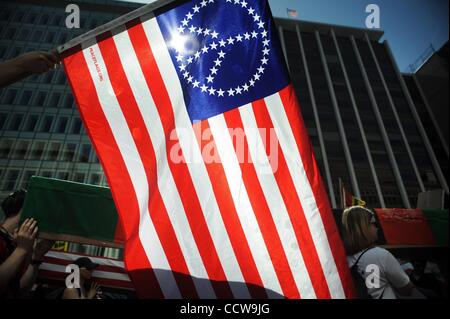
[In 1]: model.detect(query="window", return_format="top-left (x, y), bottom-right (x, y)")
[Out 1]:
top-left (32, 30), bottom-right (43, 42)
top-left (0, 46), bottom-right (6, 59)
top-left (79, 144), bottom-right (91, 162)
top-left (71, 118), bottom-right (82, 134)
top-left (0, 113), bottom-right (7, 130)
top-left (52, 15), bottom-right (62, 26)
top-left (19, 90), bottom-right (32, 106)
top-left (9, 47), bottom-right (22, 59)
top-left (3, 170), bottom-right (20, 191)
top-left (21, 171), bottom-right (36, 189)
top-left (48, 92), bottom-right (61, 107)
top-left (58, 33), bottom-right (68, 43)
top-left (43, 72), bottom-right (54, 84)
top-left (56, 117), bottom-right (68, 133)
top-left (12, 140), bottom-right (30, 159)
top-left (40, 14), bottom-right (49, 25)
top-left (0, 140), bottom-right (14, 158)
top-left (8, 114), bottom-right (24, 130)
top-left (57, 172), bottom-right (69, 180)
top-left (41, 171), bottom-right (53, 178)
top-left (19, 29), bottom-right (30, 41)
top-left (3, 89), bottom-right (18, 105)
top-left (40, 115), bottom-right (53, 132)
top-left (25, 12), bottom-right (37, 24)
top-left (64, 95), bottom-right (74, 108)
top-left (73, 172), bottom-right (85, 183)
top-left (13, 11), bottom-right (24, 23)
top-left (63, 143), bottom-right (77, 161)
top-left (24, 114), bottom-right (39, 131)
top-left (90, 173), bottom-right (101, 185)
top-left (46, 142), bottom-right (61, 161)
top-left (57, 72), bottom-right (66, 85)
top-left (35, 91), bottom-right (47, 106)
top-left (29, 141), bottom-right (46, 160)
top-left (5, 28), bottom-right (17, 39)
top-left (45, 31), bottom-right (55, 43)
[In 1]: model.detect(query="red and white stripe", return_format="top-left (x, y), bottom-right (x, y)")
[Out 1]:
top-left (39, 251), bottom-right (134, 290)
top-left (62, 12), bottom-right (354, 299)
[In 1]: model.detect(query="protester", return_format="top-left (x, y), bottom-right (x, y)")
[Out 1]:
top-left (341, 206), bottom-right (418, 299)
top-left (62, 257), bottom-right (102, 299)
top-left (0, 50), bottom-right (60, 89)
top-left (0, 190), bottom-right (54, 298)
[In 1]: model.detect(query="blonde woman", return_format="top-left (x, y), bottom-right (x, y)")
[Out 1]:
top-left (341, 206), bottom-right (417, 299)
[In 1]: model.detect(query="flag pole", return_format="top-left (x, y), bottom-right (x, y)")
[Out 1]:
top-left (57, 0), bottom-right (176, 55)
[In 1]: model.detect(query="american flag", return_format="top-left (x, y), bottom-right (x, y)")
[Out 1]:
top-left (61, 0), bottom-right (354, 299)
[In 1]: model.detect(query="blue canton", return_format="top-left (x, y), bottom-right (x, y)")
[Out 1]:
top-left (156, 0), bottom-right (290, 123)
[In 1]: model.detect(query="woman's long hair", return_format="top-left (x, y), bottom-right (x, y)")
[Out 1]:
top-left (341, 206), bottom-right (375, 255)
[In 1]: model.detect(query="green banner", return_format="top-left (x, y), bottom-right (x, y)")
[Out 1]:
top-left (20, 177), bottom-right (123, 247)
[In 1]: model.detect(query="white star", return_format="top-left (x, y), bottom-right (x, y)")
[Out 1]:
top-left (196, 27), bottom-right (203, 35)
top-left (208, 0), bottom-right (214, 3)
top-left (201, 0), bottom-right (207, 7)
top-left (181, 19), bottom-right (189, 26)
top-left (242, 83), bottom-right (249, 91)
top-left (210, 67), bottom-right (218, 75)
top-left (227, 88), bottom-right (235, 96)
top-left (236, 34), bottom-right (243, 42)
top-left (235, 86), bottom-right (243, 94)
top-left (251, 31), bottom-right (258, 38)
top-left (201, 46), bottom-right (209, 54)
top-left (261, 30), bottom-right (268, 37)
top-left (249, 79), bottom-right (255, 86)
top-left (206, 75), bottom-right (214, 83)
top-left (179, 64), bottom-right (186, 71)
top-left (210, 42), bottom-right (218, 50)
top-left (187, 57), bottom-right (194, 64)
top-left (189, 25), bottom-right (196, 33)
top-left (214, 59), bottom-right (222, 66)
top-left (254, 73), bottom-right (261, 81)
top-left (187, 76), bottom-right (193, 83)
top-left (227, 37), bottom-right (235, 45)
top-left (253, 14), bottom-right (260, 21)
top-left (261, 57), bottom-right (268, 65)
top-left (203, 28), bottom-right (210, 36)
top-left (183, 71), bottom-right (189, 78)
top-left (194, 51), bottom-right (201, 59)
top-left (208, 87), bottom-right (216, 95)
top-left (263, 48), bottom-right (270, 55)
top-left (218, 51), bottom-right (226, 58)
top-left (234, 0), bottom-right (240, 4)
top-left (244, 32), bottom-right (251, 40)
top-left (201, 84), bottom-right (208, 92)
top-left (258, 21), bottom-right (265, 29)
top-left (177, 26), bottom-right (185, 33)
top-left (258, 66), bottom-right (265, 74)
top-left (193, 5), bottom-right (200, 13)
top-left (263, 39), bottom-right (270, 46)
top-left (176, 54), bottom-right (183, 62)
top-left (241, 0), bottom-right (248, 7)
top-left (186, 12), bottom-right (193, 20)
top-left (248, 7), bottom-right (255, 15)
top-left (226, 0), bottom-right (232, 2)
top-left (193, 80), bottom-right (200, 88)
top-left (217, 89), bottom-right (225, 97)
top-left (219, 40), bottom-right (227, 47)
top-left (211, 31), bottom-right (219, 39)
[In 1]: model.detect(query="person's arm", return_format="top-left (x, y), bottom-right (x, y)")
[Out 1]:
top-left (0, 219), bottom-right (37, 295)
top-left (19, 239), bottom-right (55, 294)
top-left (0, 50), bottom-right (60, 89)
top-left (383, 249), bottom-right (414, 296)
top-left (62, 288), bottom-right (81, 299)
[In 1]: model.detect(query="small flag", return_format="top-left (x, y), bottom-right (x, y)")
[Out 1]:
top-left (287, 8), bottom-right (298, 18)
top-left (339, 178), bottom-right (366, 209)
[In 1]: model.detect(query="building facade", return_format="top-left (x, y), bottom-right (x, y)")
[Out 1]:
top-left (1, 0), bottom-right (448, 214)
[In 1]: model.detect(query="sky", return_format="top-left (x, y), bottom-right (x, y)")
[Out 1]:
top-left (125, 0), bottom-right (449, 72)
